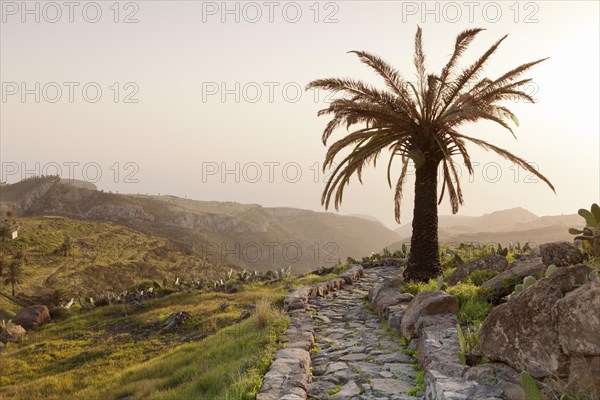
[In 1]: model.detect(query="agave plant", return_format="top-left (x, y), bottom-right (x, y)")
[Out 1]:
top-left (274, 266), bottom-right (292, 280)
top-left (457, 323), bottom-right (482, 366)
top-left (237, 269), bottom-right (251, 282)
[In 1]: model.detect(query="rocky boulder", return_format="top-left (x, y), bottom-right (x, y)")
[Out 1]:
top-left (401, 291), bottom-right (459, 340)
top-left (557, 278), bottom-right (600, 394)
top-left (539, 241), bottom-right (585, 267)
top-left (481, 257), bottom-right (546, 301)
top-left (0, 323), bottom-right (26, 343)
top-left (447, 254), bottom-right (509, 285)
top-left (479, 264), bottom-right (592, 378)
top-left (558, 278), bottom-right (600, 355)
top-left (12, 305), bottom-right (51, 330)
top-left (368, 278), bottom-right (402, 302)
top-left (368, 278), bottom-right (413, 319)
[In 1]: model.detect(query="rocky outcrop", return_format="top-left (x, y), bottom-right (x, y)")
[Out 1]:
top-left (539, 241), bottom-right (585, 267)
top-left (368, 278), bottom-right (413, 319)
top-left (172, 212), bottom-right (269, 233)
top-left (401, 291), bottom-right (459, 340)
top-left (355, 276), bottom-right (522, 399)
top-left (12, 305), bottom-right (51, 330)
top-left (419, 324), bottom-right (519, 399)
top-left (86, 204), bottom-right (155, 222)
top-left (481, 257), bottom-right (546, 300)
top-left (0, 323), bottom-right (26, 344)
top-left (447, 254), bottom-right (508, 285)
top-left (557, 278), bottom-right (600, 394)
top-left (479, 264), bottom-right (593, 378)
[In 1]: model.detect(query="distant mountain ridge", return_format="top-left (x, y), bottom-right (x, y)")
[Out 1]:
top-left (0, 177), bottom-right (400, 273)
top-left (1, 178), bottom-right (582, 269)
top-left (392, 207), bottom-right (580, 247)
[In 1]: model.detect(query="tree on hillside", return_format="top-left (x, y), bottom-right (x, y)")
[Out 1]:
top-left (307, 27), bottom-right (554, 282)
top-left (5, 254), bottom-right (24, 297)
top-left (61, 235), bottom-right (73, 257)
top-left (0, 224), bottom-right (8, 242)
top-left (0, 257), bottom-right (5, 296)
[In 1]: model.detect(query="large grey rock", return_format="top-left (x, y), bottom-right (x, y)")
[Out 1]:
top-left (564, 355), bottom-right (600, 395)
top-left (539, 241), bottom-right (585, 267)
top-left (387, 304), bottom-right (407, 331)
top-left (0, 323), bottom-right (26, 344)
top-left (464, 362), bottom-right (525, 399)
top-left (557, 278), bottom-right (600, 356)
top-left (418, 325), bottom-right (466, 379)
top-left (332, 380), bottom-right (361, 399)
top-left (12, 305), bottom-right (51, 330)
top-left (368, 278), bottom-right (402, 302)
top-left (370, 378), bottom-right (414, 395)
top-left (368, 278), bottom-right (413, 318)
top-left (479, 264), bottom-right (592, 378)
top-left (447, 254), bottom-right (508, 285)
top-left (258, 348), bottom-right (311, 399)
top-left (401, 291), bottom-right (459, 340)
top-left (481, 257), bottom-right (546, 300)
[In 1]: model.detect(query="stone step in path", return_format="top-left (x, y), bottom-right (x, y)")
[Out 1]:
top-left (307, 266), bottom-right (424, 400)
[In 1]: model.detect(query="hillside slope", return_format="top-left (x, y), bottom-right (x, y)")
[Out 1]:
top-left (0, 216), bottom-right (232, 302)
top-left (1, 178), bottom-right (400, 273)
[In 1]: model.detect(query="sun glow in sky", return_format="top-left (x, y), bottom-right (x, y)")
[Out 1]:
top-left (1, 1), bottom-right (598, 227)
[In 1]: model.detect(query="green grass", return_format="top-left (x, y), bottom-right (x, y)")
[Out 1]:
top-left (406, 369), bottom-right (425, 396)
top-left (398, 277), bottom-right (493, 324)
top-left (457, 297), bottom-right (493, 324)
top-left (0, 278), bottom-right (292, 399)
top-left (468, 269), bottom-right (499, 286)
top-left (328, 385), bottom-right (341, 395)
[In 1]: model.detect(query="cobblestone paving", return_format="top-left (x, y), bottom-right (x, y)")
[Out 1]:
top-left (307, 266), bottom-right (424, 400)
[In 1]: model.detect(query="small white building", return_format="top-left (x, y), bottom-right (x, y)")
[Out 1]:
top-left (0, 222), bottom-right (18, 240)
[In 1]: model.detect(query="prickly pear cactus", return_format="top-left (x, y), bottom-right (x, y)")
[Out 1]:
top-left (569, 203), bottom-right (600, 256)
top-left (523, 276), bottom-right (537, 288)
top-left (545, 264), bottom-right (557, 278)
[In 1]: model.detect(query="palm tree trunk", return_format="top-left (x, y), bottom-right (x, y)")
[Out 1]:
top-left (403, 159), bottom-right (442, 282)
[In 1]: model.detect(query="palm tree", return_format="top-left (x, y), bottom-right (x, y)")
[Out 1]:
top-left (307, 27), bottom-right (554, 282)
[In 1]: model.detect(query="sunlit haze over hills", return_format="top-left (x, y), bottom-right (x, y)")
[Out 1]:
top-left (1, 1), bottom-right (598, 228)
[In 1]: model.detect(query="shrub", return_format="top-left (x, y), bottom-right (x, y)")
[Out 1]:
top-left (333, 263), bottom-right (348, 275)
top-left (457, 323), bottom-right (483, 366)
top-left (458, 297), bottom-right (493, 323)
top-left (446, 282), bottom-right (491, 304)
top-left (400, 279), bottom-right (438, 295)
top-left (272, 294), bottom-right (285, 310)
top-left (255, 297), bottom-right (279, 328)
top-left (502, 275), bottom-right (523, 290)
top-left (447, 282), bottom-right (493, 323)
top-left (468, 269), bottom-right (499, 286)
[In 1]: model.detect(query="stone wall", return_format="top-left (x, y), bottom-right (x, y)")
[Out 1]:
top-left (369, 281), bottom-right (524, 400)
top-left (257, 265), bottom-right (364, 400)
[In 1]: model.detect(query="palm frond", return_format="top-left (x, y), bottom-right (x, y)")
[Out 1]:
top-left (452, 132), bottom-right (555, 192)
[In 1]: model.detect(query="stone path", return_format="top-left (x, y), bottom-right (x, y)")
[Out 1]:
top-left (307, 266), bottom-right (423, 400)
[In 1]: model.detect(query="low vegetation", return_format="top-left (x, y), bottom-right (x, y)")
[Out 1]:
top-left (0, 215), bottom-right (354, 399)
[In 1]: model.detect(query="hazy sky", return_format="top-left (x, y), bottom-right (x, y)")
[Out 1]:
top-left (1, 1), bottom-right (599, 228)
